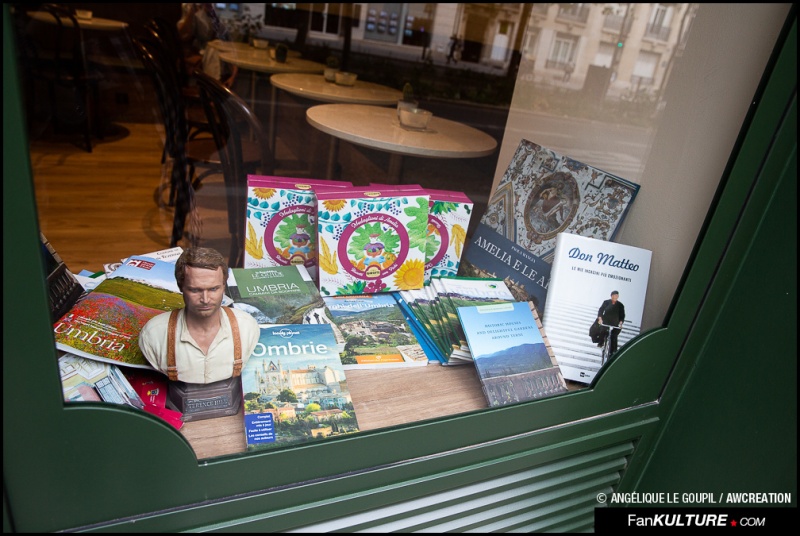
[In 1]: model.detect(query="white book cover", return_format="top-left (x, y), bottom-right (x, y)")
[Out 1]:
top-left (542, 232), bottom-right (652, 384)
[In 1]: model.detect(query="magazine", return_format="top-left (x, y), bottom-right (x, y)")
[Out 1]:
top-left (459, 139), bottom-right (640, 318)
top-left (322, 293), bottom-right (428, 369)
top-left (457, 301), bottom-right (568, 407)
top-left (59, 352), bottom-right (145, 408)
top-left (542, 232), bottom-right (652, 384)
top-left (241, 323), bottom-right (359, 451)
top-left (53, 256), bottom-right (185, 368)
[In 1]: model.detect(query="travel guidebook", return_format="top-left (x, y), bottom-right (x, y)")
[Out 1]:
top-left (459, 139), bottom-right (640, 318)
top-left (322, 293), bottom-right (428, 369)
top-left (241, 323), bottom-right (359, 451)
top-left (58, 352), bottom-right (145, 408)
top-left (243, 175), bottom-right (353, 283)
top-left (53, 256), bottom-right (185, 368)
top-left (542, 232), bottom-right (652, 384)
top-left (316, 186), bottom-right (430, 296)
top-left (457, 301), bottom-right (568, 407)
top-left (226, 264), bottom-right (333, 325)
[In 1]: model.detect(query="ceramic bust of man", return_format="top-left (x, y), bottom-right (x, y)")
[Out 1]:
top-left (139, 247), bottom-right (259, 384)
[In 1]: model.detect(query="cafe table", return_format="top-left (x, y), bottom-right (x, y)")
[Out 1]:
top-left (268, 72), bottom-right (403, 155)
top-left (306, 103), bottom-right (498, 183)
top-left (27, 10), bottom-right (129, 31)
top-left (216, 46), bottom-right (324, 111)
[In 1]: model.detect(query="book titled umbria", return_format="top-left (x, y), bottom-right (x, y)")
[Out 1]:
top-left (242, 323), bottom-right (359, 451)
top-left (459, 139), bottom-right (640, 318)
top-left (542, 232), bottom-right (652, 384)
top-left (457, 301), bottom-right (568, 407)
top-left (53, 256), bottom-right (185, 369)
top-left (226, 264), bottom-right (332, 326)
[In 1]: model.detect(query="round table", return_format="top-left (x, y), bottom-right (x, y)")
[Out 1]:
top-left (269, 73), bottom-right (403, 156)
top-left (27, 10), bottom-right (129, 31)
top-left (306, 104), bottom-right (498, 182)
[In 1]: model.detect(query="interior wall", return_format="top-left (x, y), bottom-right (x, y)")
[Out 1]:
top-left (493, 3), bottom-right (792, 331)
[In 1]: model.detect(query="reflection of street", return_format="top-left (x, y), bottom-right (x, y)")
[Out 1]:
top-left (502, 109), bottom-right (653, 183)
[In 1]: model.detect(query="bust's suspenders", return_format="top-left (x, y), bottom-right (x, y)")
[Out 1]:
top-left (166, 308), bottom-right (243, 381)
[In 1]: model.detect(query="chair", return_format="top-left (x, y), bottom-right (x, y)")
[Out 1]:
top-left (20, 4), bottom-right (104, 152)
top-left (194, 70), bottom-right (275, 268)
top-left (131, 36), bottom-right (218, 246)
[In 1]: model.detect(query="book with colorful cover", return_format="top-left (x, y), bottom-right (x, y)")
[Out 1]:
top-left (53, 256), bottom-right (185, 368)
top-left (398, 286), bottom-right (449, 360)
top-left (459, 139), bottom-right (640, 318)
top-left (542, 232), bottom-right (652, 384)
top-left (369, 185), bottom-right (473, 282)
top-left (457, 301), bottom-right (568, 407)
top-left (241, 323), bottom-right (359, 451)
top-left (316, 186), bottom-right (430, 296)
top-left (393, 292), bottom-right (447, 364)
top-left (322, 293), bottom-right (428, 369)
top-left (243, 175), bottom-right (353, 283)
top-left (435, 276), bottom-right (517, 359)
top-left (423, 189), bottom-right (473, 280)
top-left (226, 264), bottom-right (333, 326)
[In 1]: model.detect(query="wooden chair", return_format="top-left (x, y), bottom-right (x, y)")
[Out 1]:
top-left (193, 70), bottom-right (275, 268)
top-left (20, 4), bottom-right (104, 152)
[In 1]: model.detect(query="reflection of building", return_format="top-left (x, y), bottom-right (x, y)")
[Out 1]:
top-left (252, 359), bottom-right (350, 409)
top-left (238, 3), bottom-right (693, 99)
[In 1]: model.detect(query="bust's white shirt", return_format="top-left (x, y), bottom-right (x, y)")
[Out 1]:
top-left (139, 307), bottom-right (260, 384)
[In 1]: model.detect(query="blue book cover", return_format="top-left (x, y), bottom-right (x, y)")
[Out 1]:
top-left (242, 323), bottom-right (359, 451)
top-left (457, 301), bottom-right (567, 407)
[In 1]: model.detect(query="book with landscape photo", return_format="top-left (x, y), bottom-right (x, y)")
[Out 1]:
top-left (459, 139), bottom-right (641, 318)
top-left (226, 264), bottom-right (333, 326)
top-left (322, 293), bottom-right (428, 369)
top-left (241, 323), bottom-right (359, 451)
top-left (53, 256), bottom-right (185, 368)
top-left (457, 301), bottom-right (568, 407)
top-left (542, 232), bottom-right (652, 384)
top-left (434, 276), bottom-right (518, 361)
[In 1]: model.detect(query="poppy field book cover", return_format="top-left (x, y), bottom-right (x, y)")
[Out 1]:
top-left (52, 256), bottom-right (185, 369)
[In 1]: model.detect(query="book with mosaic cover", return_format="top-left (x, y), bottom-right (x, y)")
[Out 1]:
top-left (243, 175), bottom-right (353, 283)
top-left (316, 186), bottom-right (430, 296)
top-left (459, 139), bottom-right (640, 319)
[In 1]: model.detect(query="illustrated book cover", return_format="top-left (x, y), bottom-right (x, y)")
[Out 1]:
top-left (226, 264), bottom-right (333, 325)
top-left (316, 186), bottom-right (430, 296)
top-left (322, 293), bottom-right (428, 369)
top-left (369, 184), bottom-right (473, 282)
top-left (243, 175), bottom-right (353, 282)
top-left (459, 139), bottom-right (640, 318)
top-left (53, 256), bottom-right (185, 368)
top-left (457, 301), bottom-right (568, 407)
top-left (542, 232), bottom-right (652, 384)
top-left (241, 323), bottom-right (359, 451)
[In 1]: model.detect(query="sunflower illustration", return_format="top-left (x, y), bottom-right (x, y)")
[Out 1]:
top-left (322, 199), bottom-right (347, 212)
top-left (253, 187), bottom-right (276, 200)
top-left (393, 259), bottom-right (425, 290)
